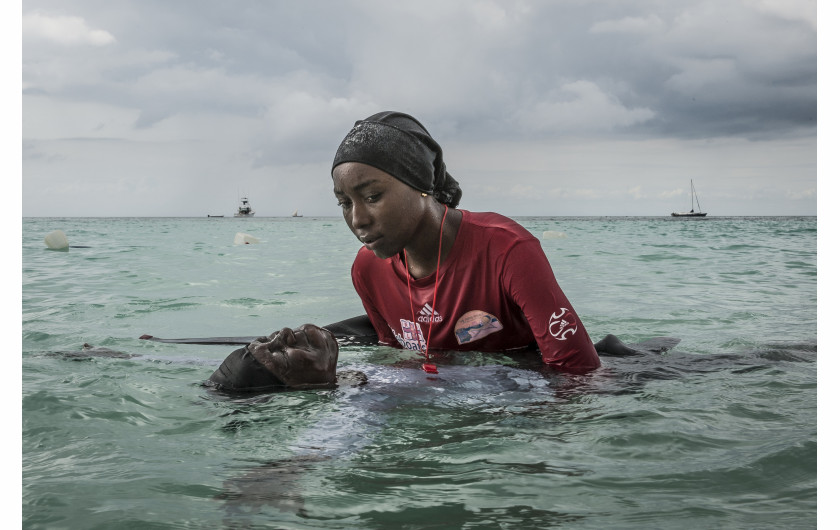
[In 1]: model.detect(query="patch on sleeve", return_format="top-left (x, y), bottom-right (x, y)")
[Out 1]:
top-left (454, 310), bottom-right (503, 345)
top-left (548, 308), bottom-right (578, 341)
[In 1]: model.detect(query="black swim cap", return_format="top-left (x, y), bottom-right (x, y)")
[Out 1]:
top-left (207, 347), bottom-right (286, 392)
top-left (332, 111), bottom-right (462, 208)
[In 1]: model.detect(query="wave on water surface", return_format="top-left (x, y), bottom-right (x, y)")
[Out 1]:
top-left (22, 217), bottom-right (816, 529)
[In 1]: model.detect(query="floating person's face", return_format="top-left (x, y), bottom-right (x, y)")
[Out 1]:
top-left (247, 324), bottom-right (339, 388)
top-left (333, 162), bottom-right (429, 259)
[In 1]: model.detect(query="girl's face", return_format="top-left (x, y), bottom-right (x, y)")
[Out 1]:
top-left (332, 162), bottom-right (429, 259)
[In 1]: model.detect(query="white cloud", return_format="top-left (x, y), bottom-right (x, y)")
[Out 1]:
top-left (664, 57), bottom-right (739, 96)
top-left (548, 188), bottom-right (601, 200)
top-left (517, 80), bottom-right (655, 133)
top-left (658, 189), bottom-right (687, 199)
top-left (23, 94), bottom-right (139, 140)
top-left (745, 0), bottom-right (816, 29)
top-left (590, 15), bottom-right (664, 34)
top-left (786, 188), bottom-right (816, 200)
top-left (19, 0), bottom-right (816, 217)
top-left (23, 11), bottom-right (115, 46)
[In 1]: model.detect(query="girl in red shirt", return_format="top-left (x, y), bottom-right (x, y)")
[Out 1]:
top-left (332, 111), bottom-right (601, 374)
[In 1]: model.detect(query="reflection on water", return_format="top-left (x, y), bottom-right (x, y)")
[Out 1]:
top-left (23, 217), bottom-right (816, 528)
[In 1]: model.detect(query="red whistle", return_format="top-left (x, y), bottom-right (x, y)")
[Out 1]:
top-left (422, 363), bottom-right (438, 374)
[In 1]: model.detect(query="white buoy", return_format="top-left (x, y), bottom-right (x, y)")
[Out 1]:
top-left (542, 231), bottom-right (567, 239)
top-left (44, 230), bottom-right (70, 250)
top-left (234, 232), bottom-right (259, 245)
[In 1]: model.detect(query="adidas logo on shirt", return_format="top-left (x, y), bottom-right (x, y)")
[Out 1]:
top-left (417, 303), bottom-right (443, 323)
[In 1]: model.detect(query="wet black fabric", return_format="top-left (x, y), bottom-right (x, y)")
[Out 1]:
top-left (323, 314), bottom-right (378, 345)
top-left (207, 347), bottom-right (286, 392)
top-left (332, 111), bottom-right (462, 207)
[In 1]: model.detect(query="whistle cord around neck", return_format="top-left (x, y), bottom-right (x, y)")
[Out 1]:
top-left (403, 205), bottom-right (449, 374)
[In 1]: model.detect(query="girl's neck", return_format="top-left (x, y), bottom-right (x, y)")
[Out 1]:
top-left (403, 205), bottom-right (462, 279)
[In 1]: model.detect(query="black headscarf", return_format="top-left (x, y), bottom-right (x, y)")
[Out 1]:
top-left (332, 111), bottom-right (462, 207)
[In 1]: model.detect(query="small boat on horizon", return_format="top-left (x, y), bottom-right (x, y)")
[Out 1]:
top-left (292, 209), bottom-right (302, 217)
top-left (671, 180), bottom-right (707, 217)
top-left (234, 197), bottom-right (255, 217)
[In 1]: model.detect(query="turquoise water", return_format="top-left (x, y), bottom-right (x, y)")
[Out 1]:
top-left (22, 216), bottom-right (817, 528)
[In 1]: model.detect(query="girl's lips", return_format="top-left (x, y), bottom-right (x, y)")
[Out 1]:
top-left (359, 235), bottom-right (382, 249)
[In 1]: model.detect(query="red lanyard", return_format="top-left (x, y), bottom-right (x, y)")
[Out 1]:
top-left (404, 205), bottom-right (449, 374)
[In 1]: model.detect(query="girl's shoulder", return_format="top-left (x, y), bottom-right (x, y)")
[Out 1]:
top-left (459, 210), bottom-right (536, 243)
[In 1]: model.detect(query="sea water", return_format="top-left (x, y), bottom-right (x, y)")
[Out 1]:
top-left (22, 216), bottom-right (817, 528)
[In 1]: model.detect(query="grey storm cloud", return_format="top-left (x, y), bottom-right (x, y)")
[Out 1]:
top-left (22, 0), bottom-right (817, 217)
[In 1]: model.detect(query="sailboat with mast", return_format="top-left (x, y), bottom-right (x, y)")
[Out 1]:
top-left (671, 180), bottom-right (707, 217)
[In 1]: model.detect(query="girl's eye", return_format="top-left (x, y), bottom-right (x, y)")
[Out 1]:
top-left (366, 193), bottom-right (381, 203)
top-left (337, 200), bottom-right (350, 209)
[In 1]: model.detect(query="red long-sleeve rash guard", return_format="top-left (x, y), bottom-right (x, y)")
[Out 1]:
top-left (351, 210), bottom-right (601, 373)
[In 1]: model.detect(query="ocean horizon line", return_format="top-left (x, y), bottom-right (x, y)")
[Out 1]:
top-left (21, 214), bottom-right (817, 220)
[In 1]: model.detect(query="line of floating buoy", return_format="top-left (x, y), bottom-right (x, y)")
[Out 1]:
top-left (43, 230), bottom-right (92, 250)
top-left (44, 230), bottom-right (70, 250)
top-left (233, 232), bottom-right (259, 245)
top-left (45, 229), bottom-right (261, 249)
top-left (542, 231), bottom-right (567, 239)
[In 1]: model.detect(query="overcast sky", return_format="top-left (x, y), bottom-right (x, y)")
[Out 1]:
top-left (21, 0), bottom-right (818, 217)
